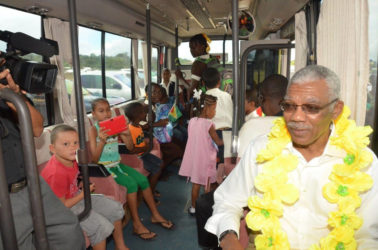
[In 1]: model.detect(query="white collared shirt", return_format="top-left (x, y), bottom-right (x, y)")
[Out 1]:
top-left (160, 81), bottom-right (182, 95)
top-left (205, 132), bottom-right (378, 249)
top-left (237, 116), bottom-right (276, 158)
top-left (206, 88), bottom-right (233, 129)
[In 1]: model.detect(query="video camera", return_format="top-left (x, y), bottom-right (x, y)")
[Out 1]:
top-left (0, 30), bottom-right (59, 93)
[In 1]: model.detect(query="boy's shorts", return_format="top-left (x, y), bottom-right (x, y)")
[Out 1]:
top-left (140, 153), bottom-right (162, 175)
top-left (71, 194), bottom-right (124, 246)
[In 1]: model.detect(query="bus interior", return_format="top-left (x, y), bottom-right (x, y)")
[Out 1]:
top-left (0, 0), bottom-right (377, 249)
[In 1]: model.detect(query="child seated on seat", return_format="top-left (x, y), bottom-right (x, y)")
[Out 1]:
top-left (41, 125), bottom-right (129, 250)
top-left (88, 98), bottom-right (173, 240)
top-left (124, 102), bottom-right (164, 196)
top-left (179, 95), bottom-right (223, 215)
top-left (202, 68), bottom-right (233, 165)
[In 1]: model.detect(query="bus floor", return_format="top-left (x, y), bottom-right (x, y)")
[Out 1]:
top-left (106, 163), bottom-right (202, 250)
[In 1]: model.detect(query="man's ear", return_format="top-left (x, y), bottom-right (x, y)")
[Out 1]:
top-left (332, 100), bottom-right (344, 120)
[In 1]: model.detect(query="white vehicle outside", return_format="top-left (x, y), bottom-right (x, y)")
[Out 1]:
top-left (80, 70), bottom-right (132, 101)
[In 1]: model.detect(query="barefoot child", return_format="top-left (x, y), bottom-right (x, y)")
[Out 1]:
top-left (41, 125), bottom-right (129, 250)
top-left (179, 95), bottom-right (223, 215)
top-left (88, 98), bottom-right (173, 240)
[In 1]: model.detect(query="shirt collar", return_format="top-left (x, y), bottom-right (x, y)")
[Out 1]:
top-left (206, 88), bottom-right (219, 94)
top-left (245, 112), bottom-right (255, 122)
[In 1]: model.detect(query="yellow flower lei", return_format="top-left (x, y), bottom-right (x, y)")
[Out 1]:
top-left (245, 106), bottom-right (374, 250)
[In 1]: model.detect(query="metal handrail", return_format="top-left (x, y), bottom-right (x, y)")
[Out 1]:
top-left (67, 0), bottom-right (91, 221)
top-left (0, 89), bottom-right (49, 250)
top-left (145, 3), bottom-right (154, 155)
top-left (230, 0), bottom-right (239, 155)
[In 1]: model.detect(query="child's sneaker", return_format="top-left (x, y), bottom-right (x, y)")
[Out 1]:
top-left (188, 206), bottom-right (196, 216)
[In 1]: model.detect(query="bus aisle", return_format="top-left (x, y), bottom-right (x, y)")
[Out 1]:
top-left (106, 162), bottom-right (201, 250)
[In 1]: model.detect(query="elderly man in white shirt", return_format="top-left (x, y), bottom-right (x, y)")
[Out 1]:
top-left (205, 65), bottom-right (378, 249)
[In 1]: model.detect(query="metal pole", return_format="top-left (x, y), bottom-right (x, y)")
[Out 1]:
top-left (101, 31), bottom-right (106, 98)
top-left (231, 0), bottom-right (239, 154)
top-left (67, 0), bottom-right (91, 220)
top-left (130, 42), bottom-right (136, 100)
top-left (146, 3), bottom-right (153, 153)
top-left (0, 89), bottom-right (49, 250)
top-left (175, 24), bottom-right (179, 105)
top-left (222, 34), bottom-right (226, 67)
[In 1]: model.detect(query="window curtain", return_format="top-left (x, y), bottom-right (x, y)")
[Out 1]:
top-left (295, 11), bottom-right (308, 72)
top-left (132, 39), bottom-right (141, 98)
top-left (43, 18), bottom-right (90, 132)
top-left (317, 0), bottom-right (369, 125)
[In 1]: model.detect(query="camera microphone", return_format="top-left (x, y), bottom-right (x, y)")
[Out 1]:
top-left (0, 31), bottom-right (58, 58)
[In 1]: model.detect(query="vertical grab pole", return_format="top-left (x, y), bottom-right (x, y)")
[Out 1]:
top-left (175, 25), bottom-right (179, 105)
top-left (222, 34), bottom-right (226, 68)
top-left (146, 3), bottom-right (154, 152)
top-left (231, 0), bottom-right (239, 154)
top-left (67, 0), bottom-right (91, 220)
top-left (0, 89), bottom-right (49, 250)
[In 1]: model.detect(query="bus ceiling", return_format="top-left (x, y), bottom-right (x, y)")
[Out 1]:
top-left (0, 0), bottom-right (309, 44)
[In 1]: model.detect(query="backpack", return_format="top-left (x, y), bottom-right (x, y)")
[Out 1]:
top-left (195, 55), bottom-right (233, 95)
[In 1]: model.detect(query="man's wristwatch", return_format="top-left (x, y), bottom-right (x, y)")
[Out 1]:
top-left (219, 229), bottom-right (238, 242)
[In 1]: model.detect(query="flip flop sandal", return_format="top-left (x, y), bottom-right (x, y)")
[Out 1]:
top-left (133, 231), bottom-right (157, 240)
top-left (151, 220), bottom-right (174, 230)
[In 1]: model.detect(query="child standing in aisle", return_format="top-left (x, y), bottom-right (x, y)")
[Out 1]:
top-left (179, 95), bottom-right (223, 215)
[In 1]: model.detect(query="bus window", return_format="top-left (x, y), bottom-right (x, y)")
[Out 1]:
top-left (365, 0), bottom-right (377, 136)
top-left (104, 32), bottom-right (132, 103)
top-left (178, 39), bottom-right (235, 66)
top-left (138, 40), bottom-right (145, 96)
top-left (246, 47), bottom-right (293, 89)
top-left (152, 47), bottom-right (158, 83)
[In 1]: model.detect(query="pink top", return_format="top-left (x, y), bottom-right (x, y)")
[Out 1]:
top-left (179, 117), bottom-right (217, 186)
top-left (41, 155), bottom-right (79, 199)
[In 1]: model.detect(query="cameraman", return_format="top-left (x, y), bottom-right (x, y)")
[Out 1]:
top-left (0, 68), bottom-right (85, 250)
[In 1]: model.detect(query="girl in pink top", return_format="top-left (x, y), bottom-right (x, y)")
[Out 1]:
top-left (179, 95), bottom-right (223, 215)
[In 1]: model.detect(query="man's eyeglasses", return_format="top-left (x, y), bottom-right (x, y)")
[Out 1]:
top-left (280, 98), bottom-right (338, 114)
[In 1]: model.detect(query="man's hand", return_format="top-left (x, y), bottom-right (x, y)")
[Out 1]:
top-left (0, 69), bottom-right (24, 95)
top-left (175, 69), bottom-right (183, 80)
top-left (219, 233), bottom-right (244, 250)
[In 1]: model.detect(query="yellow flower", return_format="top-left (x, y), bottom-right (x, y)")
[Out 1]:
top-left (308, 244), bottom-right (321, 250)
top-left (246, 196), bottom-right (282, 231)
top-left (269, 118), bottom-right (291, 140)
top-left (262, 154), bottom-right (298, 174)
top-left (328, 209), bottom-right (362, 230)
top-left (334, 106), bottom-right (352, 135)
top-left (255, 225), bottom-right (290, 250)
top-left (255, 172), bottom-right (299, 204)
top-left (323, 171), bottom-right (373, 207)
top-left (319, 227), bottom-right (356, 250)
top-left (331, 123), bottom-right (372, 154)
top-left (257, 139), bottom-right (289, 163)
top-left (333, 149), bottom-right (373, 177)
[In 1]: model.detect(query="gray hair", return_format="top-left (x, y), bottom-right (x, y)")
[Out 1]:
top-left (289, 65), bottom-right (340, 101)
